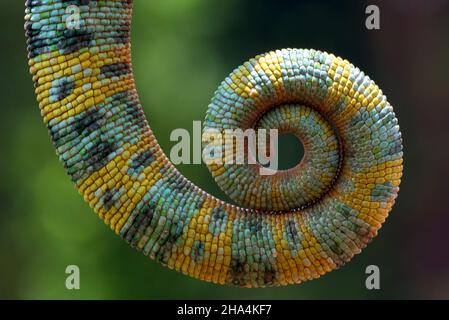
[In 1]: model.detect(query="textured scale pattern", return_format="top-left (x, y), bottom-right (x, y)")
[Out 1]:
top-left (25, 0), bottom-right (403, 287)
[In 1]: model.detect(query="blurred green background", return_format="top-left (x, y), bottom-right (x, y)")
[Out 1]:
top-left (1, 0), bottom-right (449, 299)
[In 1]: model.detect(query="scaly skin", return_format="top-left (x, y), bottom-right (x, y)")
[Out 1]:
top-left (25, 0), bottom-right (403, 287)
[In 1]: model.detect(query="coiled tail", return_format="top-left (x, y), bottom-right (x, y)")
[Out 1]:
top-left (25, 0), bottom-right (403, 287)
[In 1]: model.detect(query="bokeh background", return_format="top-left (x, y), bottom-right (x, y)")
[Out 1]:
top-left (1, 0), bottom-right (448, 299)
